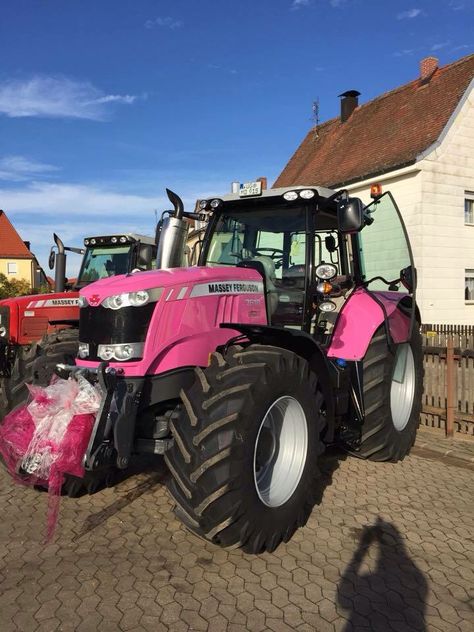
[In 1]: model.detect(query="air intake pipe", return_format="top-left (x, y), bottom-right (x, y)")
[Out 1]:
top-left (156, 189), bottom-right (203, 269)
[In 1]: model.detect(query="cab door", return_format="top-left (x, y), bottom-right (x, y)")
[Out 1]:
top-left (356, 191), bottom-right (417, 332)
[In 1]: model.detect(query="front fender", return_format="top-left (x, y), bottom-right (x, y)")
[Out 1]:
top-left (327, 288), bottom-right (412, 361)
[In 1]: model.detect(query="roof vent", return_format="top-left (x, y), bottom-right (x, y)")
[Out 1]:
top-left (419, 56), bottom-right (438, 83)
top-left (338, 90), bottom-right (360, 123)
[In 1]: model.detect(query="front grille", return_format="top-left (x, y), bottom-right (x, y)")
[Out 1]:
top-left (79, 303), bottom-right (155, 361)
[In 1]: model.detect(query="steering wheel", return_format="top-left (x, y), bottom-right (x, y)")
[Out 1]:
top-left (253, 248), bottom-right (285, 269)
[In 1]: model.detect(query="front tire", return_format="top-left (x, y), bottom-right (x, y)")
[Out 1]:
top-left (165, 344), bottom-right (326, 553)
top-left (357, 324), bottom-right (423, 461)
top-left (0, 328), bottom-right (78, 420)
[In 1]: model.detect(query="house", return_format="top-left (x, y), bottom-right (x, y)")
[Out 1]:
top-left (275, 54), bottom-right (474, 325)
top-left (0, 209), bottom-right (48, 290)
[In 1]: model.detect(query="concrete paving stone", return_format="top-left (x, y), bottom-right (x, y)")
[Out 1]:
top-left (266, 615), bottom-right (298, 632)
top-left (1, 446), bottom-right (473, 632)
top-left (244, 608), bottom-right (267, 632)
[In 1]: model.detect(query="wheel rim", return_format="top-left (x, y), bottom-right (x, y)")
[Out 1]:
top-left (253, 396), bottom-right (308, 508)
top-left (390, 343), bottom-right (416, 431)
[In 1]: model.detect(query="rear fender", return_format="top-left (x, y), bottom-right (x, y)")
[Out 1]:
top-left (220, 323), bottom-right (336, 437)
top-left (327, 288), bottom-right (412, 361)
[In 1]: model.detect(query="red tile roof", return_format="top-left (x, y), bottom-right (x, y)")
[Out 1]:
top-left (0, 210), bottom-right (34, 259)
top-left (275, 54), bottom-right (474, 189)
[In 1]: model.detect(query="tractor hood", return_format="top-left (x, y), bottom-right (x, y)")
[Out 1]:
top-left (80, 266), bottom-right (263, 303)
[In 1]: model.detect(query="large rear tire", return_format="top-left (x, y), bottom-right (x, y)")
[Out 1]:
top-left (165, 344), bottom-right (326, 553)
top-left (357, 324), bottom-right (423, 462)
top-left (0, 328), bottom-right (79, 420)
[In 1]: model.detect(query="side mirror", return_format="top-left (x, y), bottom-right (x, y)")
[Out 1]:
top-left (48, 248), bottom-right (56, 270)
top-left (337, 197), bottom-right (364, 234)
top-left (400, 265), bottom-right (416, 293)
top-left (325, 235), bottom-right (337, 253)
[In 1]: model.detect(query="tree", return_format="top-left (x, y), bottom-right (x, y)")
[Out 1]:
top-left (0, 273), bottom-right (32, 299)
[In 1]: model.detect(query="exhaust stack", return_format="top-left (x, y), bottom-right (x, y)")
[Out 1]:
top-left (53, 233), bottom-right (67, 292)
top-left (155, 189), bottom-right (188, 269)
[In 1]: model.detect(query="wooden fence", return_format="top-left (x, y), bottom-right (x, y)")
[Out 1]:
top-left (421, 324), bottom-right (474, 436)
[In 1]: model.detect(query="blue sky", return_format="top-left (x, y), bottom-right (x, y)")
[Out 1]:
top-left (0, 0), bottom-right (472, 275)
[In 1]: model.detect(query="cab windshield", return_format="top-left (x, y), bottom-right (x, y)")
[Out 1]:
top-left (77, 245), bottom-right (132, 287)
top-left (205, 206), bottom-right (308, 277)
top-left (204, 206), bottom-right (308, 327)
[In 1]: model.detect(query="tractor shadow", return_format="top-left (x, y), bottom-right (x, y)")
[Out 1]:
top-left (336, 517), bottom-right (428, 631)
top-left (72, 458), bottom-right (167, 541)
top-left (313, 445), bottom-right (347, 506)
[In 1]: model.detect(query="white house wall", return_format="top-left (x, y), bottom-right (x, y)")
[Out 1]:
top-left (418, 82), bottom-right (474, 325)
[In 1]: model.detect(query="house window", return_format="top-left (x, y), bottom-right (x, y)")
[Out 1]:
top-left (7, 262), bottom-right (17, 274)
top-left (466, 269), bottom-right (474, 302)
top-left (465, 193), bottom-right (474, 225)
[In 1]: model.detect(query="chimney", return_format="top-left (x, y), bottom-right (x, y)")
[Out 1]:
top-left (23, 240), bottom-right (31, 251)
top-left (256, 176), bottom-right (267, 190)
top-left (419, 56), bottom-right (438, 82)
top-left (338, 90), bottom-right (360, 122)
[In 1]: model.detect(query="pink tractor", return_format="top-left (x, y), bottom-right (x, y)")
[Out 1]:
top-left (62, 185), bottom-right (422, 553)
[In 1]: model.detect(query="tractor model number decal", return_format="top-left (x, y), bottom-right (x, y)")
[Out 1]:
top-left (27, 298), bottom-right (80, 308)
top-left (190, 281), bottom-right (264, 298)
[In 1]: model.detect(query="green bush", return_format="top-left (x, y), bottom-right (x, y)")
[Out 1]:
top-left (0, 273), bottom-right (32, 299)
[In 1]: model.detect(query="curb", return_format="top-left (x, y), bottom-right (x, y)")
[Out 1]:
top-left (414, 433), bottom-right (474, 465)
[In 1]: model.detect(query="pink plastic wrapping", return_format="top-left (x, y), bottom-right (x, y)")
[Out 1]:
top-left (0, 375), bottom-right (102, 541)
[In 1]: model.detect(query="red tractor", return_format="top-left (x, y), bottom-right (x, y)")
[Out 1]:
top-left (0, 231), bottom-right (157, 417)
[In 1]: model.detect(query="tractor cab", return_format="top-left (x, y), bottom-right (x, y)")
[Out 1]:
top-left (196, 184), bottom-right (416, 337)
top-left (76, 233), bottom-right (157, 287)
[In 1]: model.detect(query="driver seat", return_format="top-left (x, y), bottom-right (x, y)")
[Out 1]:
top-left (247, 255), bottom-right (279, 318)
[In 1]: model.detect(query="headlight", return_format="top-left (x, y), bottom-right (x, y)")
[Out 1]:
top-left (0, 326), bottom-right (6, 337)
top-left (300, 189), bottom-right (315, 199)
top-left (210, 198), bottom-right (222, 209)
top-left (78, 295), bottom-right (89, 308)
top-left (111, 236), bottom-right (118, 243)
top-left (315, 263), bottom-right (337, 280)
top-left (283, 191), bottom-right (298, 201)
top-left (199, 200), bottom-right (208, 210)
top-left (129, 290), bottom-right (149, 307)
top-left (319, 300), bottom-right (337, 313)
top-left (101, 287), bottom-right (161, 309)
top-left (78, 342), bottom-right (89, 358)
top-left (97, 342), bottom-right (144, 362)
top-left (120, 236), bottom-right (127, 243)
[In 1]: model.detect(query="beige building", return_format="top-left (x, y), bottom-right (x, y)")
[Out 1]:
top-left (275, 54), bottom-right (474, 325)
top-left (0, 209), bottom-right (48, 290)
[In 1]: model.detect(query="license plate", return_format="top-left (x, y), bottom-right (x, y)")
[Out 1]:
top-left (239, 181), bottom-right (262, 197)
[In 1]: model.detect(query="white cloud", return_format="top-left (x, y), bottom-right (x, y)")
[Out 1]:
top-left (145, 16), bottom-right (183, 29)
top-left (397, 8), bottom-right (422, 20)
top-left (393, 48), bottom-right (415, 57)
top-left (0, 76), bottom-right (137, 120)
top-left (451, 44), bottom-right (470, 51)
top-left (431, 41), bottom-right (450, 51)
top-left (0, 155), bottom-right (59, 181)
top-left (0, 177), bottom-right (229, 273)
top-left (291, 0), bottom-right (310, 9)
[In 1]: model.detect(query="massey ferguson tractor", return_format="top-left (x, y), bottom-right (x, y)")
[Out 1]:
top-left (0, 231), bottom-right (157, 418)
top-left (44, 183), bottom-right (423, 553)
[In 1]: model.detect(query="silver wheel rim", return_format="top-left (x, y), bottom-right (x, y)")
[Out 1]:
top-left (390, 344), bottom-right (415, 431)
top-left (253, 396), bottom-right (308, 508)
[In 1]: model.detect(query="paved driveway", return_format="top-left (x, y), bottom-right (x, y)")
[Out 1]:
top-left (0, 447), bottom-right (472, 632)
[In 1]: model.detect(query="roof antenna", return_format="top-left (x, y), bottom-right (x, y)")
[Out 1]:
top-left (312, 99), bottom-right (320, 139)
